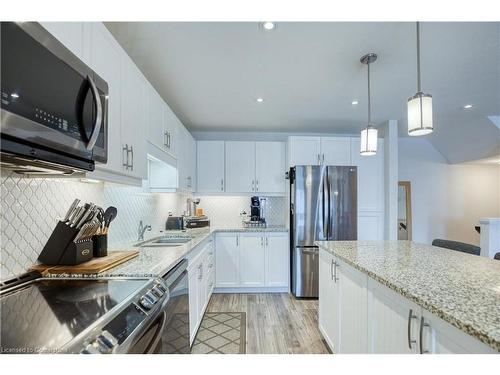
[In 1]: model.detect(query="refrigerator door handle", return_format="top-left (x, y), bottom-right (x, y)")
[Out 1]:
top-left (325, 169), bottom-right (331, 239)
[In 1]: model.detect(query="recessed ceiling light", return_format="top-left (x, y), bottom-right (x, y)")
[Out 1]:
top-left (261, 22), bottom-right (275, 31)
top-left (256, 97), bottom-right (264, 103)
top-left (10, 93), bottom-right (19, 99)
top-left (463, 104), bottom-right (473, 109)
top-left (351, 100), bottom-right (359, 105)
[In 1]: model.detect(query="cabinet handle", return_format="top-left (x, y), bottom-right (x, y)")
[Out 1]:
top-left (261, 237), bottom-right (263, 246)
top-left (266, 237), bottom-right (268, 246)
top-left (236, 236), bottom-right (239, 246)
top-left (333, 261), bottom-right (339, 283)
top-left (252, 180), bottom-right (255, 191)
top-left (330, 259), bottom-right (334, 280)
top-left (221, 179), bottom-right (224, 191)
top-left (256, 180), bottom-right (259, 192)
top-left (407, 309), bottom-right (417, 349)
top-left (318, 153), bottom-right (321, 165)
top-left (122, 144), bottom-right (129, 169)
top-left (322, 154), bottom-right (325, 164)
top-left (130, 145), bottom-right (134, 171)
top-left (419, 317), bottom-right (430, 354)
top-left (164, 131), bottom-right (168, 148)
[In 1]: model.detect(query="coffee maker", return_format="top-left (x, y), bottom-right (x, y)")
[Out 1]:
top-left (245, 196), bottom-right (266, 228)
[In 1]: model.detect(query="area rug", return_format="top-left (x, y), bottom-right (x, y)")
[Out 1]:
top-left (191, 312), bottom-right (246, 354)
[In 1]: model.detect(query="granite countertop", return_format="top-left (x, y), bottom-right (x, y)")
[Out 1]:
top-left (40, 226), bottom-right (288, 279)
top-left (315, 240), bottom-right (500, 351)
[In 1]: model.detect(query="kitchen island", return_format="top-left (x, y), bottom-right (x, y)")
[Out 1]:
top-left (315, 240), bottom-right (500, 354)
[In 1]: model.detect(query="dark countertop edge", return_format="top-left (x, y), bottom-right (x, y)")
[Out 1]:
top-left (315, 241), bottom-right (500, 352)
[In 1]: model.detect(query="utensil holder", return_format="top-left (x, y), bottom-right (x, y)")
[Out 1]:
top-left (38, 221), bottom-right (93, 266)
top-left (92, 234), bottom-right (108, 257)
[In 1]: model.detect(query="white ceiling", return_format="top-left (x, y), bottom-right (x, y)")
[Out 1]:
top-left (105, 22), bottom-right (500, 164)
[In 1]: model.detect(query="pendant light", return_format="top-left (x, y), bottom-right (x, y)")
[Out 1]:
top-left (360, 53), bottom-right (378, 156)
top-left (407, 22), bottom-right (433, 136)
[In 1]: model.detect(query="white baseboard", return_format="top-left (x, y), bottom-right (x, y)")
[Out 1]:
top-left (214, 286), bottom-right (290, 294)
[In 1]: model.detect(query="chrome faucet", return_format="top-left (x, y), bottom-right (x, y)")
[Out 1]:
top-left (137, 220), bottom-right (152, 242)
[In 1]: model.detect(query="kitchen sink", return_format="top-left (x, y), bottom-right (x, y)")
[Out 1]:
top-left (136, 236), bottom-right (193, 247)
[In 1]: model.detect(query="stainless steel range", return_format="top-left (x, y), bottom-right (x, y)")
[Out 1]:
top-left (0, 260), bottom-right (190, 354)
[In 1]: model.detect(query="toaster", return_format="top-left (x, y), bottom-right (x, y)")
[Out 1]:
top-left (165, 216), bottom-right (184, 230)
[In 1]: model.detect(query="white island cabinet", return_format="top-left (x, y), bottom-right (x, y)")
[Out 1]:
top-left (318, 247), bottom-right (497, 354)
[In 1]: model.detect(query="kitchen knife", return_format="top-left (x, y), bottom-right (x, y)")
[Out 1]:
top-left (63, 199), bottom-right (80, 222)
top-left (70, 207), bottom-right (84, 227)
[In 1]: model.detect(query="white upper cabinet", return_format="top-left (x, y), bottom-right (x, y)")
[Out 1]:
top-left (320, 137), bottom-right (351, 165)
top-left (255, 142), bottom-right (286, 193)
top-left (40, 22), bottom-right (85, 60)
top-left (177, 126), bottom-right (196, 192)
top-left (85, 23), bottom-right (126, 178)
top-left (288, 136), bottom-right (321, 166)
top-left (197, 141), bottom-right (225, 193)
top-left (147, 85), bottom-right (167, 152)
top-left (164, 104), bottom-right (178, 158)
top-left (288, 136), bottom-right (351, 167)
top-left (120, 55), bottom-right (147, 180)
top-left (225, 142), bottom-right (256, 193)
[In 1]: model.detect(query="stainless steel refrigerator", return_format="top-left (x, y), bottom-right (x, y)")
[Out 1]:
top-left (290, 165), bottom-right (357, 298)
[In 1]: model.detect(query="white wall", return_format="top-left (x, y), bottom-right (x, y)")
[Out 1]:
top-left (398, 138), bottom-right (500, 245)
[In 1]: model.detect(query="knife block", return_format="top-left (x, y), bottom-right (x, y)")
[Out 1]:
top-left (38, 221), bottom-right (93, 266)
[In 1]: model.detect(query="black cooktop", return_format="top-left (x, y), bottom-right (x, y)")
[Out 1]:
top-left (0, 278), bottom-right (147, 354)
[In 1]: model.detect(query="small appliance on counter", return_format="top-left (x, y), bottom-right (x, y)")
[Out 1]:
top-left (242, 196), bottom-right (267, 228)
top-left (183, 215), bottom-right (210, 229)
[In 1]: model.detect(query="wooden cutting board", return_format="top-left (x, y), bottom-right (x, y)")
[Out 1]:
top-left (30, 250), bottom-right (139, 275)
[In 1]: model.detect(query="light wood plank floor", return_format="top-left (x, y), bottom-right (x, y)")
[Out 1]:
top-left (206, 293), bottom-right (330, 354)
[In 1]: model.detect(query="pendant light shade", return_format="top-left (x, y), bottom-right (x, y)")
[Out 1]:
top-left (407, 92), bottom-right (433, 136)
top-left (359, 53), bottom-right (378, 156)
top-left (407, 22), bottom-right (433, 136)
top-left (360, 126), bottom-right (378, 156)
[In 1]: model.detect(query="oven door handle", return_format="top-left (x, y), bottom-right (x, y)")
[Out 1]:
top-left (144, 311), bottom-right (167, 354)
top-left (86, 74), bottom-right (103, 151)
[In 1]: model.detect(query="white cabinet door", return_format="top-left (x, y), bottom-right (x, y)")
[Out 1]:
top-left (337, 259), bottom-right (368, 353)
top-left (368, 278), bottom-right (420, 354)
top-left (265, 234), bottom-right (288, 287)
top-left (215, 234), bottom-right (240, 287)
top-left (120, 57), bottom-right (147, 180)
top-left (164, 104), bottom-right (178, 158)
top-left (319, 248), bottom-right (340, 353)
top-left (289, 137), bottom-right (321, 166)
top-left (350, 138), bottom-right (384, 212)
top-left (188, 266), bottom-right (199, 344)
top-left (320, 137), bottom-right (351, 166)
top-left (255, 142), bottom-right (286, 193)
top-left (420, 310), bottom-right (495, 354)
top-left (187, 134), bottom-right (197, 191)
top-left (239, 234), bottom-right (266, 287)
top-left (147, 86), bottom-right (167, 152)
top-left (41, 22), bottom-right (85, 60)
top-left (197, 141), bottom-right (225, 192)
top-left (225, 141), bottom-right (256, 193)
top-left (86, 23), bottom-right (124, 176)
top-left (358, 212), bottom-right (384, 240)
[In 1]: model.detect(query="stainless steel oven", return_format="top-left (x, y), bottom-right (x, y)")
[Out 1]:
top-left (0, 22), bottom-right (108, 174)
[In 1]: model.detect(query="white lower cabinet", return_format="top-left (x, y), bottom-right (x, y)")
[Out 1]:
top-left (215, 232), bottom-right (289, 291)
top-left (318, 248), bottom-right (496, 354)
top-left (368, 278), bottom-right (421, 354)
top-left (188, 239), bottom-right (215, 345)
top-left (240, 234), bottom-right (266, 287)
top-left (318, 249), bottom-right (340, 353)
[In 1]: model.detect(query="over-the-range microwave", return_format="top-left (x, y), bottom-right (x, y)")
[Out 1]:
top-left (0, 22), bottom-right (108, 175)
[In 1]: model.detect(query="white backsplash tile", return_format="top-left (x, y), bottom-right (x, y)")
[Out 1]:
top-left (196, 195), bottom-right (286, 229)
top-left (0, 169), bottom-right (286, 280)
